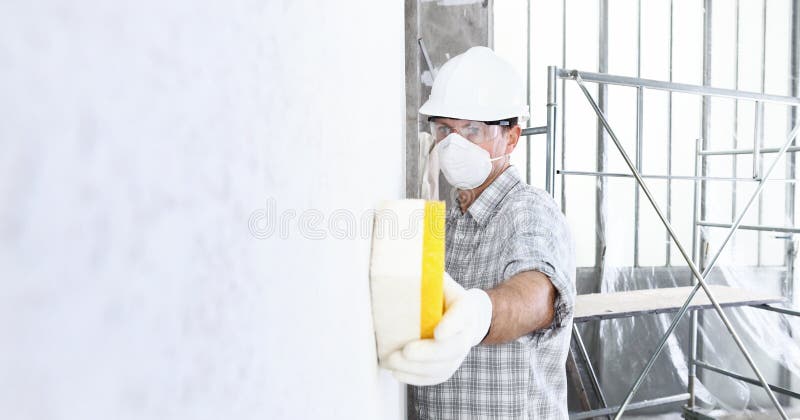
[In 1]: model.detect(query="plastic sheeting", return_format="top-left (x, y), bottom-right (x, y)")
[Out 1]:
top-left (574, 227), bottom-right (800, 418)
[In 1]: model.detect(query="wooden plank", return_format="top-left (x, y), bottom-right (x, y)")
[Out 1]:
top-left (574, 285), bottom-right (785, 323)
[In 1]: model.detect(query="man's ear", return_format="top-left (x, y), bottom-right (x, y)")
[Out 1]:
top-left (505, 125), bottom-right (522, 154)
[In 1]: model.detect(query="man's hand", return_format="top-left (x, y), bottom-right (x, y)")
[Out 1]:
top-left (382, 273), bottom-right (492, 386)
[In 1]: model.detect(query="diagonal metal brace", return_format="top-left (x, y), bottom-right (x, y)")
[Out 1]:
top-left (571, 71), bottom-right (797, 420)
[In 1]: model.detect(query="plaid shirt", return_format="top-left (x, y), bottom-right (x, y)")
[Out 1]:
top-left (409, 166), bottom-right (576, 419)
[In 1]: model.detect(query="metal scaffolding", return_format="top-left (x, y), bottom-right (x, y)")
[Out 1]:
top-left (515, 1), bottom-right (800, 418)
top-left (524, 65), bottom-right (800, 419)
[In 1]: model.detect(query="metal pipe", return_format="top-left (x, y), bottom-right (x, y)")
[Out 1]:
top-left (688, 138), bottom-right (702, 409)
top-left (732, 0), bottom-right (741, 260)
top-left (788, 0), bottom-right (800, 308)
top-left (634, 87), bottom-right (643, 267)
top-left (697, 221), bottom-right (800, 234)
top-left (694, 361), bottom-right (800, 400)
top-left (637, 0), bottom-right (641, 78)
top-left (754, 102), bottom-right (764, 179)
top-left (755, 101), bottom-right (766, 265)
top-left (666, 0), bottom-right (674, 266)
top-left (556, 69), bottom-right (800, 106)
top-left (521, 126), bottom-right (548, 136)
top-left (525, 0), bottom-right (531, 185)
top-left (569, 394), bottom-right (689, 420)
top-left (546, 66), bottom-right (558, 196)
top-left (753, 102), bottom-right (767, 266)
top-left (757, 304), bottom-right (800, 318)
top-left (572, 74), bottom-right (794, 420)
top-left (699, 145), bottom-right (800, 156)
top-left (596, 0), bottom-right (609, 278)
top-left (761, 0), bottom-right (768, 95)
top-left (418, 38), bottom-right (436, 79)
top-left (699, 2), bottom-right (711, 385)
top-left (556, 170), bottom-right (798, 183)
top-left (633, 0), bottom-right (642, 283)
top-left (559, 0), bottom-right (567, 211)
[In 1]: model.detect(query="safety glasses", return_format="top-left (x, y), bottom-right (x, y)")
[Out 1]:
top-left (429, 118), bottom-right (510, 144)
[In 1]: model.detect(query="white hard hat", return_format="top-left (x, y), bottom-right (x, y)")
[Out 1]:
top-left (419, 46), bottom-right (529, 123)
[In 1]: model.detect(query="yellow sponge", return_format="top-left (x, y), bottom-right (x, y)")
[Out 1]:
top-left (420, 201), bottom-right (445, 338)
top-left (370, 199), bottom-right (445, 362)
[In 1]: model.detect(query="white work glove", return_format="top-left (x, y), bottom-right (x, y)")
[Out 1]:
top-left (382, 272), bottom-right (493, 386)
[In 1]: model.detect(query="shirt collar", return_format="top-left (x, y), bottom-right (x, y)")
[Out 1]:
top-left (450, 166), bottom-right (522, 226)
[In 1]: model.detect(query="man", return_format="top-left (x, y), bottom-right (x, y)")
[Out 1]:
top-left (383, 46), bottom-right (576, 419)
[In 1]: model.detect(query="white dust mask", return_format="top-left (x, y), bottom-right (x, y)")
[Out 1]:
top-left (436, 133), bottom-right (506, 190)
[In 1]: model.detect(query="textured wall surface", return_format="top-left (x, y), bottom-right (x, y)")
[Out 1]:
top-left (0, 1), bottom-right (406, 419)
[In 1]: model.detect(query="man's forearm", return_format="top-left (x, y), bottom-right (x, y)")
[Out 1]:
top-left (481, 271), bottom-right (557, 345)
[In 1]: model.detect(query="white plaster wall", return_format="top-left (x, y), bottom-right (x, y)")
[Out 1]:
top-left (0, 1), bottom-right (406, 419)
